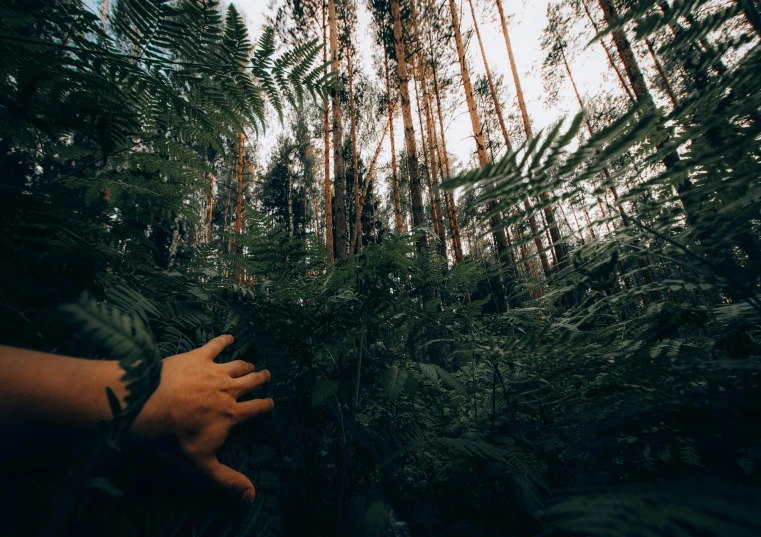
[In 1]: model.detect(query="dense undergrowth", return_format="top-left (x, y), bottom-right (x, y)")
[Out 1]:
top-left (1, 0), bottom-right (761, 536)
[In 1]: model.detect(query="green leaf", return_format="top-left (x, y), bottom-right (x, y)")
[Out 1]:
top-left (105, 386), bottom-right (122, 418)
top-left (418, 363), bottom-right (438, 383)
top-left (85, 477), bottom-right (124, 498)
top-left (432, 365), bottom-right (468, 397)
top-left (311, 378), bottom-right (338, 409)
top-left (403, 373), bottom-right (418, 397)
top-left (61, 294), bottom-right (162, 445)
top-left (382, 366), bottom-right (408, 403)
top-left (364, 499), bottom-right (391, 537)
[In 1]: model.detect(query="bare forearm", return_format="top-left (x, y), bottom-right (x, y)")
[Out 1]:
top-left (0, 345), bottom-right (127, 429)
top-left (0, 336), bottom-right (273, 503)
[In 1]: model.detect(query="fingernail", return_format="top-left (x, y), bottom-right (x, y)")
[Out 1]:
top-left (240, 489), bottom-right (255, 505)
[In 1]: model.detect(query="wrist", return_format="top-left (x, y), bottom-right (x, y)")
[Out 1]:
top-left (128, 363), bottom-right (174, 440)
top-left (131, 393), bottom-right (172, 439)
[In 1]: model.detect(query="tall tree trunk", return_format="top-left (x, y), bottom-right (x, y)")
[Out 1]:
top-left (348, 46), bottom-right (360, 252)
top-left (235, 132), bottom-right (244, 234)
top-left (555, 200), bottom-right (581, 245)
top-left (423, 85), bottom-right (454, 259)
top-left (448, 0), bottom-right (511, 262)
top-left (385, 53), bottom-right (405, 234)
top-left (100, 0), bottom-right (108, 29)
top-left (539, 209), bottom-right (558, 266)
top-left (329, 0), bottom-right (348, 258)
top-left (100, 1), bottom-right (111, 199)
top-left (553, 26), bottom-right (630, 227)
top-left (597, 0), bottom-right (656, 108)
top-left (495, 0), bottom-right (531, 138)
top-left (502, 218), bottom-right (520, 280)
top-left (410, 0), bottom-right (447, 259)
top-left (223, 185), bottom-right (231, 254)
top-left (448, 0), bottom-right (492, 168)
top-left (737, 0), bottom-right (761, 37)
top-left (582, 202), bottom-right (596, 239)
top-left (287, 169), bottom-right (294, 235)
top-left (579, 0), bottom-right (636, 103)
top-left (449, 0), bottom-right (514, 308)
top-left (391, 0), bottom-right (426, 248)
top-left (645, 38), bottom-right (678, 107)
top-left (323, 1), bottom-right (333, 261)
top-left (412, 54), bottom-right (440, 239)
top-left (495, 0), bottom-right (566, 273)
top-left (371, 184), bottom-right (377, 244)
top-left (597, 0), bottom-right (695, 218)
top-left (303, 185), bottom-right (308, 236)
top-left (489, 1), bottom-right (552, 278)
top-left (168, 215), bottom-right (180, 269)
top-left (422, 87), bottom-right (449, 257)
top-left (352, 118), bottom-right (390, 251)
top-left (466, 0), bottom-right (511, 149)
top-left (428, 39), bottom-right (464, 262)
top-left (208, 173), bottom-right (214, 243)
top-left (565, 195), bottom-right (588, 243)
top-left (423, 89), bottom-right (451, 258)
top-left (313, 195), bottom-right (321, 239)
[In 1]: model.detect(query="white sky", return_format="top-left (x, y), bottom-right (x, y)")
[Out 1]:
top-left (233, 0), bottom-right (620, 170)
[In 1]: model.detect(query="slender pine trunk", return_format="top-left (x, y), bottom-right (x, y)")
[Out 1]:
top-left (428, 40), bottom-right (464, 262)
top-left (737, 0), bottom-right (761, 37)
top-left (597, 0), bottom-right (696, 219)
top-left (323, 1), bottom-right (334, 261)
top-left (579, 0), bottom-right (636, 103)
top-left (391, 0), bottom-right (426, 250)
top-left (385, 53), bottom-right (405, 234)
top-left (467, 0), bottom-right (511, 149)
top-left (348, 47), bottom-right (360, 252)
top-left (329, 0), bottom-right (348, 258)
top-left (496, 0), bottom-right (567, 272)
top-left (352, 118), bottom-right (390, 251)
top-left (554, 27), bottom-right (630, 227)
top-left (448, 0), bottom-right (511, 263)
top-left (410, 0), bottom-right (448, 259)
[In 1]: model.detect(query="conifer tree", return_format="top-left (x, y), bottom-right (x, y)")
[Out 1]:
top-left (324, 0), bottom-right (335, 261)
top-left (494, 0), bottom-right (568, 274)
top-left (448, 0), bottom-right (512, 265)
top-left (543, 3), bottom-right (630, 228)
top-left (596, 0), bottom-right (696, 219)
top-left (329, 0), bottom-right (349, 258)
top-left (384, 52), bottom-right (406, 234)
top-left (410, 0), bottom-right (449, 259)
top-left (390, 0), bottom-right (426, 248)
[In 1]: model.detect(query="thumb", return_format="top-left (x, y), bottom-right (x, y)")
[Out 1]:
top-left (202, 457), bottom-right (256, 505)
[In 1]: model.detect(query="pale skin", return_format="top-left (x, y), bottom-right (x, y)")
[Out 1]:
top-left (0, 335), bottom-right (273, 505)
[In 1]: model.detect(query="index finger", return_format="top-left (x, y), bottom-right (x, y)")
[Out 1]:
top-left (199, 334), bottom-right (235, 361)
top-left (235, 398), bottom-right (275, 425)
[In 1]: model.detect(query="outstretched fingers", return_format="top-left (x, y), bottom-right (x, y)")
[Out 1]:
top-left (200, 334), bottom-right (234, 361)
top-left (201, 457), bottom-right (256, 505)
top-left (234, 369), bottom-right (271, 396)
top-left (221, 360), bottom-right (255, 378)
top-left (236, 398), bottom-right (275, 424)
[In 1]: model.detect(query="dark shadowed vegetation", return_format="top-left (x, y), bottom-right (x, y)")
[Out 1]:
top-left (1, 0), bottom-right (760, 535)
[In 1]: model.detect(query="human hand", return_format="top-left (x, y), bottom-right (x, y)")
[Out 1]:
top-left (132, 335), bottom-right (273, 504)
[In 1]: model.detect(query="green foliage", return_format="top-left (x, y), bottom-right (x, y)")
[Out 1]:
top-left (2, 0), bottom-right (761, 536)
top-left (61, 293), bottom-right (162, 443)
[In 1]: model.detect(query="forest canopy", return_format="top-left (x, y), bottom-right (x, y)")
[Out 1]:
top-left (1, 0), bottom-right (760, 535)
